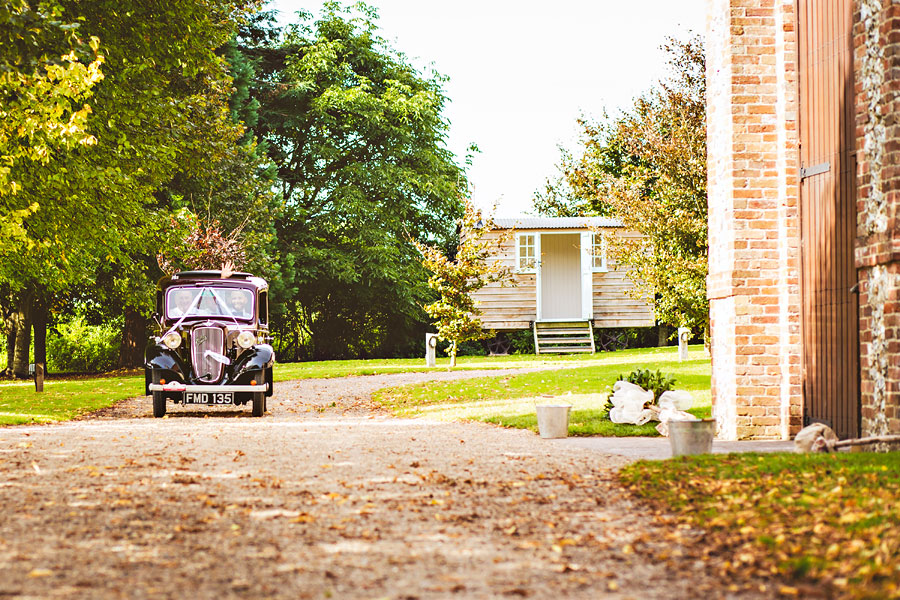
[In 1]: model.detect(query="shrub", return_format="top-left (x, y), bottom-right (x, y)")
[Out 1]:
top-left (453, 339), bottom-right (487, 356)
top-left (47, 317), bottom-right (120, 373)
top-left (616, 368), bottom-right (676, 402)
top-left (507, 330), bottom-right (535, 354)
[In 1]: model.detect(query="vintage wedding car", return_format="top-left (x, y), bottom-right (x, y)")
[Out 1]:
top-left (144, 271), bottom-right (275, 417)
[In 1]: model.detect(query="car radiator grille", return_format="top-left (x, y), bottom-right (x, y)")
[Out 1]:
top-left (191, 326), bottom-right (226, 383)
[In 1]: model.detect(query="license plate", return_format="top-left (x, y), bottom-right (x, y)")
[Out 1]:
top-left (183, 392), bottom-right (234, 405)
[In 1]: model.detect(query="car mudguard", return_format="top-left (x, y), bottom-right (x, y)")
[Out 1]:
top-left (231, 344), bottom-right (275, 387)
top-left (145, 344), bottom-right (188, 384)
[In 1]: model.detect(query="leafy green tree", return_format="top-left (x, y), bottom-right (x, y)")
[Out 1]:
top-left (414, 198), bottom-right (512, 367)
top-left (0, 0), bottom-right (103, 253)
top-left (1, 0), bottom-right (260, 375)
top-left (535, 36), bottom-right (707, 333)
top-left (243, 3), bottom-right (465, 359)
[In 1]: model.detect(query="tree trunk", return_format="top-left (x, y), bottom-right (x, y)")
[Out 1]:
top-left (118, 306), bottom-right (148, 368)
top-left (4, 316), bottom-right (16, 377)
top-left (657, 325), bottom-right (671, 347)
top-left (449, 341), bottom-right (457, 369)
top-left (11, 299), bottom-right (32, 379)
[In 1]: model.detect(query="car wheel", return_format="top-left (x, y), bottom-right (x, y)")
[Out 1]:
top-left (152, 392), bottom-right (166, 418)
top-left (252, 392), bottom-right (265, 417)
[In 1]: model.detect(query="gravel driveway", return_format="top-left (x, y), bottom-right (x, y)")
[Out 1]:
top-left (0, 371), bottom-right (767, 599)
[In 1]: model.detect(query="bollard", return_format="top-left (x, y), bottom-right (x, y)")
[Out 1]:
top-left (34, 363), bottom-right (44, 393)
top-left (678, 327), bottom-right (690, 361)
top-left (425, 333), bottom-right (438, 367)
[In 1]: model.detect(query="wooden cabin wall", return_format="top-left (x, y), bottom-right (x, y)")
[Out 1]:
top-left (471, 230), bottom-right (537, 330)
top-left (591, 270), bottom-right (654, 327)
top-left (594, 230), bottom-right (654, 327)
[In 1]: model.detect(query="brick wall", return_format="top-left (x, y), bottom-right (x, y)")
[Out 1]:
top-left (854, 0), bottom-right (900, 437)
top-left (706, 0), bottom-right (802, 440)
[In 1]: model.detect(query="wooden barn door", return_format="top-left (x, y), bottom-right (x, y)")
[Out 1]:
top-left (797, 0), bottom-right (860, 438)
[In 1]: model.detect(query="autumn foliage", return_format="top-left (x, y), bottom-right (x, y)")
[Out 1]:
top-left (535, 36), bottom-right (708, 333)
top-left (157, 211), bottom-right (247, 275)
top-left (621, 452), bottom-right (900, 598)
top-left (414, 198), bottom-right (512, 367)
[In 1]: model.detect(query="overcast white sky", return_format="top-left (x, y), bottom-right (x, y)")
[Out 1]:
top-left (267, 1), bottom-right (708, 216)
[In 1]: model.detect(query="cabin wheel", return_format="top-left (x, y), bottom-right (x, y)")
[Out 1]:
top-left (598, 329), bottom-right (628, 352)
top-left (487, 334), bottom-right (511, 356)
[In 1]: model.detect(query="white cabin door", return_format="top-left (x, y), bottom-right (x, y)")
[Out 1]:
top-left (539, 234), bottom-right (582, 320)
top-left (580, 231), bottom-right (593, 320)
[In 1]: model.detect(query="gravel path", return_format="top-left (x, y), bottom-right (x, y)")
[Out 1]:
top-left (0, 371), bottom-right (768, 599)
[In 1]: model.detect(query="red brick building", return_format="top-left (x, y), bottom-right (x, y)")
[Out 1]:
top-left (707, 0), bottom-right (899, 440)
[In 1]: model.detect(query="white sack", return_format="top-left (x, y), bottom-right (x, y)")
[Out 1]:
top-left (612, 380), bottom-right (649, 397)
top-left (655, 405), bottom-right (699, 437)
top-left (658, 407), bottom-right (698, 424)
top-left (658, 390), bottom-right (693, 411)
top-left (608, 381), bottom-right (654, 425)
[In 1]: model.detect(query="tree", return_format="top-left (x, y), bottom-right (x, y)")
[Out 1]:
top-left (0, 0), bottom-right (103, 284)
top-left (414, 198), bottom-right (512, 367)
top-left (0, 1), bottom-right (104, 198)
top-left (535, 36), bottom-right (707, 333)
top-left (157, 211), bottom-right (249, 275)
top-left (242, 3), bottom-right (465, 359)
top-left (1, 0), bottom-right (261, 375)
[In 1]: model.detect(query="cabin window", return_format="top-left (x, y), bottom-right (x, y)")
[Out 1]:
top-left (592, 232), bottom-right (608, 272)
top-left (517, 234), bottom-right (536, 271)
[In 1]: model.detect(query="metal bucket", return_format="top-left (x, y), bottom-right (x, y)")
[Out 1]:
top-left (668, 419), bottom-right (715, 456)
top-left (536, 405), bottom-right (571, 439)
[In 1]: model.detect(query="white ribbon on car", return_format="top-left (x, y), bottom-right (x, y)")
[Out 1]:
top-left (162, 289), bottom-right (205, 339)
top-left (204, 350), bottom-right (231, 365)
top-left (209, 287), bottom-right (243, 327)
top-left (160, 287), bottom-right (249, 356)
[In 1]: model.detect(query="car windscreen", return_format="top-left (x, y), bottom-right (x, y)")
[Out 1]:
top-left (166, 286), bottom-right (254, 320)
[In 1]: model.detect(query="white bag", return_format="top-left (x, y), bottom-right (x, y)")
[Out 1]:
top-left (609, 381), bottom-right (654, 425)
top-left (655, 400), bottom-right (699, 436)
top-left (658, 390), bottom-right (693, 411)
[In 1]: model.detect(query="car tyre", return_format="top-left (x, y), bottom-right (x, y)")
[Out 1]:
top-left (152, 392), bottom-right (166, 418)
top-left (251, 392), bottom-right (265, 417)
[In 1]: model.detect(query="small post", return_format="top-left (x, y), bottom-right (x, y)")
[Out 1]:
top-left (678, 328), bottom-right (690, 361)
top-left (425, 333), bottom-right (438, 367)
top-left (34, 362), bottom-right (44, 393)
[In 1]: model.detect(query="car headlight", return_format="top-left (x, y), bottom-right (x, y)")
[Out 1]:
top-left (162, 332), bottom-right (181, 350)
top-left (236, 331), bottom-right (255, 349)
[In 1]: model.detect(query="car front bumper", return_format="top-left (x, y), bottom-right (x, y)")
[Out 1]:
top-left (148, 384), bottom-right (265, 393)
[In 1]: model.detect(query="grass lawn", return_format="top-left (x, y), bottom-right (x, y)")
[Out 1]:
top-left (0, 345), bottom-right (709, 430)
top-left (271, 349), bottom-right (679, 381)
top-left (621, 452), bottom-right (900, 598)
top-left (0, 375), bottom-right (143, 426)
top-left (372, 345), bottom-right (711, 436)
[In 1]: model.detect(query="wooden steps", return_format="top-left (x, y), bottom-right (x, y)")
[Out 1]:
top-left (533, 321), bottom-right (595, 354)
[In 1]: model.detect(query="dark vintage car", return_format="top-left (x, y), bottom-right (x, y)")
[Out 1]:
top-left (145, 270), bottom-right (275, 417)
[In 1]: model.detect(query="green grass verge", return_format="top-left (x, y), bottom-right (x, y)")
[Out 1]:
top-left (620, 452), bottom-right (900, 598)
top-left (373, 346), bottom-right (711, 436)
top-left (0, 375), bottom-right (143, 425)
top-left (0, 345), bottom-right (708, 430)
top-left (272, 348), bottom-right (691, 381)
